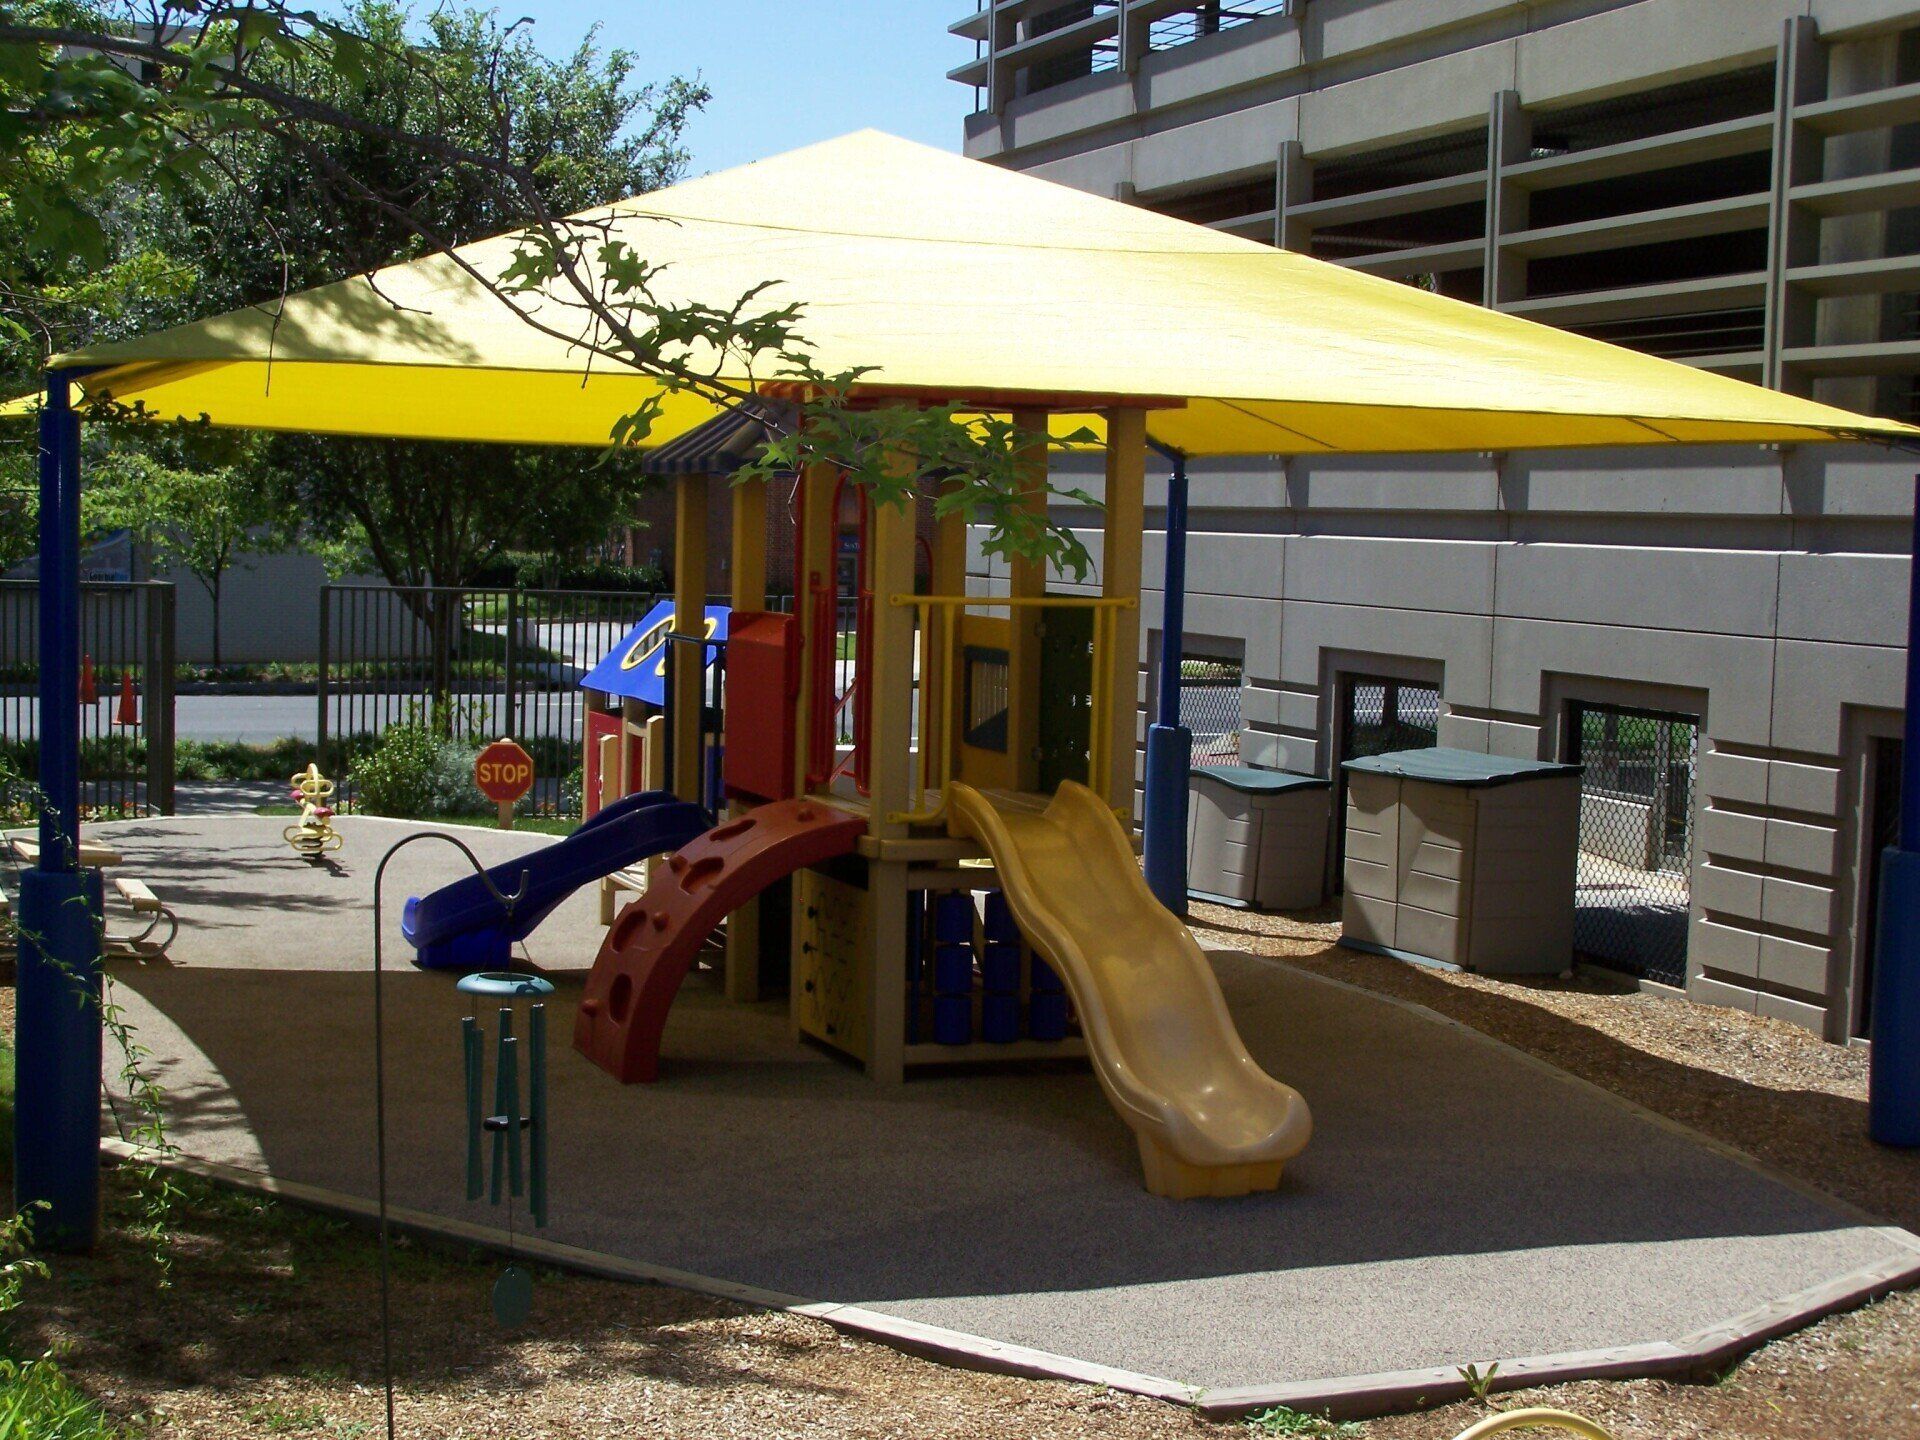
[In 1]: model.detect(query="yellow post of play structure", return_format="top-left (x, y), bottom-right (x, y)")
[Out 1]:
top-left (670, 472), bottom-right (708, 806)
top-left (1100, 408), bottom-right (1147, 813)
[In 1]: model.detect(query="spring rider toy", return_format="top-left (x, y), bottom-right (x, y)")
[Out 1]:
top-left (285, 763), bottom-right (343, 858)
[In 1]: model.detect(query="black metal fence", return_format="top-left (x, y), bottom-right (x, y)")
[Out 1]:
top-left (1569, 700), bottom-right (1699, 987)
top-left (0, 580), bottom-right (176, 817)
top-left (318, 585), bottom-right (669, 816)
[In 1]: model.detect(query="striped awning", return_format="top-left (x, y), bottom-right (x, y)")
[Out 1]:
top-left (638, 400), bottom-right (794, 476)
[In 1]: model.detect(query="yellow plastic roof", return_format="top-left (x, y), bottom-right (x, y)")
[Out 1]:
top-left (51, 130), bottom-right (1915, 454)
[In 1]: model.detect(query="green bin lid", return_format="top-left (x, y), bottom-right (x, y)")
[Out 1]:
top-left (1341, 747), bottom-right (1582, 788)
top-left (455, 971), bottom-right (557, 998)
top-left (1190, 766), bottom-right (1330, 794)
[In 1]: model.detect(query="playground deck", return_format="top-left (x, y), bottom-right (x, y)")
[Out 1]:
top-left (85, 816), bottom-right (1920, 1415)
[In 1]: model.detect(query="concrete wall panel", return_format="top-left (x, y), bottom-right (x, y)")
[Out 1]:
top-left (1777, 552), bottom-right (1909, 646)
top-left (1490, 618), bottom-right (1773, 743)
top-left (1496, 543), bottom-right (1781, 635)
top-left (1285, 536), bottom-right (1498, 614)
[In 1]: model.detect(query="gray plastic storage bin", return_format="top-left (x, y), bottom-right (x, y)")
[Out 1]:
top-left (1340, 748), bottom-right (1582, 974)
top-left (1188, 766), bottom-right (1332, 910)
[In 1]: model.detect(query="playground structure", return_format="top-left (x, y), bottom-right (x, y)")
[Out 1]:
top-left (562, 401), bottom-right (1317, 1198)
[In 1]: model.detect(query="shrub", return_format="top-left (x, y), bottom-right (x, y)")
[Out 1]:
top-left (175, 737), bottom-right (318, 783)
top-left (348, 721), bottom-right (480, 819)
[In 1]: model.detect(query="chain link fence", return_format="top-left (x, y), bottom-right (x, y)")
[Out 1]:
top-left (1860, 736), bottom-right (1903, 1038)
top-left (1181, 659), bottom-right (1243, 767)
top-left (1332, 674), bottom-right (1442, 885)
top-left (1569, 701), bottom-right (1699, 986)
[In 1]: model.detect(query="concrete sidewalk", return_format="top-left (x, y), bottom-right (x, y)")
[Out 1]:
top-left (93, 816), bottom-right (1920, 1413)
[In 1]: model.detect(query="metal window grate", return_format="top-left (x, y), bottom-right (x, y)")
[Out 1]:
top-left (1860, 736), bottom-right (1903, 1038)
top-left (1569, 701), bottom-right (1698, 986)
top-left (1342, 676), bottom-right (1441, 761)
top-left (1181, 658), bottom-right (1243, 768)
top-left (1333, 674), bottom-right (1441, 887)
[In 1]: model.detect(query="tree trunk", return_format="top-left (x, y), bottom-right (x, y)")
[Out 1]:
top-left (203, 569), bottom-right (223, 669)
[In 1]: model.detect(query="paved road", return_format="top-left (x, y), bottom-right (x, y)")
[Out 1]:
top-left (175, 694), bottom-right (321, 743)
top-left (164, 691), bottom-right (587, 743)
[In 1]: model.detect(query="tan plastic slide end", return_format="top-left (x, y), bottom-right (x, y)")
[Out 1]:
top-left (947, 781), bottom-right (1311, 1199)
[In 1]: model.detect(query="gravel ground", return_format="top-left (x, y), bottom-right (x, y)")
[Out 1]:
top-left (8, 911), bottom-right (1920, 1440)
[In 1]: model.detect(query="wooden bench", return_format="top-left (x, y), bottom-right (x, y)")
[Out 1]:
top-left (108, 876), bottom-right (177, 959)
top-left (113, 877), bottom-right (162, 914)
top-left (0, 875), bottom-right (174, 960)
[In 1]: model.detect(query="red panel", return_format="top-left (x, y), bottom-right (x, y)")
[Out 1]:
top-left (724, 610), bottom-right (800, 803)
top-left (582, 711), bottom-right (646, 817)
top-left (573, 798), bottom-right (865, 1083)
top-left (584, 710), bottom-right (618, 817)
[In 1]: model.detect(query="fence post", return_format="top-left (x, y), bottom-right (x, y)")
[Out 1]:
top-left (316, 585), bottom-right (331, 777)
top-left (146, 583), bottom-right (175, 816)
top-left (503, 587), bottom-right (518, 744)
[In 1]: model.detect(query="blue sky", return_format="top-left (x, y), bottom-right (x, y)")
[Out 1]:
top-left (482, 1), bottom-right (973, 174)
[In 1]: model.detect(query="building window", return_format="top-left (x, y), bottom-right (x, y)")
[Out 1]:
top-left (1568, 701), bottom-right (1700, 987)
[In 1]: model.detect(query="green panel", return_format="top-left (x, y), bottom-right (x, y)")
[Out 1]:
top-left (1038, 603), bottom-right (1094, 792)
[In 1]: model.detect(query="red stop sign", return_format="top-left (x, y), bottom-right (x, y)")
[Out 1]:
top-left (474, 738), bottom-right (535, 804)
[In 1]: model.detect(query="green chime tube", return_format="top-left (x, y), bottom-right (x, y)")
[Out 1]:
top-left (502, 1029), bottom-right (523, 1200)
top-left (528, 1003), bottom-right (548, 1228)
top-left (462, 1016), bottom-right (483, 1202)
top-left (490, 1008), bottom-right (513, 1204)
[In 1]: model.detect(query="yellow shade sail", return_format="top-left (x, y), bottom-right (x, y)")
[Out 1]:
top-left (47, 130), bottom-right (1917, 455)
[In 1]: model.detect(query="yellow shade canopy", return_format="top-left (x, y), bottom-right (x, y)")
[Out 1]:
top-left (49, 130), bottom-right (1917, 455)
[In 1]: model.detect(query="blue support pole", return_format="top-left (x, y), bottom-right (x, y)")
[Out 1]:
top-left (1869, 473), bottom-right (1920, 1146)
top-left (15, 370), bottom-right (105, 1249)
top-left (1142, 448), bottom-right (1192, 916)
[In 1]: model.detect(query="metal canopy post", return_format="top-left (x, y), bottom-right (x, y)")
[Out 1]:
top-left (15, 369), bottom-right (105, 1249)
top-left (1142, 445), bottom-right (1191, 915)
top-left (1871, 474), bottom-right (1920, 1145)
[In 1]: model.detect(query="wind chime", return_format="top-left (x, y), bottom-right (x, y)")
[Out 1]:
top-left (456, 970), bottom-right (553, 1327)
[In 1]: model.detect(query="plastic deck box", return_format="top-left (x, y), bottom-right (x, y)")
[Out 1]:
top-left (1340, 748), bottom-right (1582, 974)
top-left (1187, 766), bottom-right (1333, 910)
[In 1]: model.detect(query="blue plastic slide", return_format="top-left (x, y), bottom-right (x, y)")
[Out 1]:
top-left (403, 790), bottom-right (711, 972)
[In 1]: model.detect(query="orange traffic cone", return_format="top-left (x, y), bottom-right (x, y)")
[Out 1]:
top-left (79, 653), bottom-right (97, 706)
top-left (113, 672), bottom-right (138, 727)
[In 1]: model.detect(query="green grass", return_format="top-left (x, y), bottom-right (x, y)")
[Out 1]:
top-left (1246, 1406), bottom-right (1367, 1438)
top-left (0, 1356), bottom-right (137, 1438)
top-left (0, 1041), bottom-right (139, 1440)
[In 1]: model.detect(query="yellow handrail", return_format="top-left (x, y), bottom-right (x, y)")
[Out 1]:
top-left (887, 592), bottom-right (1137, 827)
top-left (1449, 1409), bottom-right (1618, 1440)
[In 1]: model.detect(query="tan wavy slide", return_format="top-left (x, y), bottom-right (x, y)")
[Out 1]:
top-left (947, 781), bottom-right (1313, 1198)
